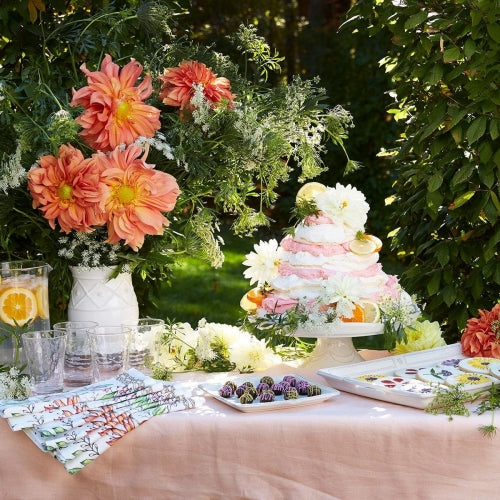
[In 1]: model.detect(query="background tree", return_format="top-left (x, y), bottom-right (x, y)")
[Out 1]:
top-left (346, 0), bottom-right (500, 342)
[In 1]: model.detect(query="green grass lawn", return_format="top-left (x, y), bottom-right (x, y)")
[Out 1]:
top-left (156, 230), bottom-right (255, 327)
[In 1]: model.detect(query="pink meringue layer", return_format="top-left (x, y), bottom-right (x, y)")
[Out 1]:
top-left (278, 263), bottom-right (382, 280)
top-left (304, 214), bottom-right (334, 225)
top-left (260, 275), bottom-right (401, 315)
top-left (281, 236), bottom-right (350, 256)
top-left (261, 296), bottom-right (298, 314)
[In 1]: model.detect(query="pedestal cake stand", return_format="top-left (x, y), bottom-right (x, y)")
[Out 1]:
top-left (295, 322), bottom-right (384, 371)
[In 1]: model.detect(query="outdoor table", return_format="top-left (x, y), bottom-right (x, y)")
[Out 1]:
top-left (0, 362), bottom-right (498, 500)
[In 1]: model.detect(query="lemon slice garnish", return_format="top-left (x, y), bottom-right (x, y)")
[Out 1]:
top-left (296, 182), bottom-right (327, 204)
top-left (349, 238), bottom-right (377, 255)
top-left (240, 293), bottom-right (258, 313)
top-left (360, 300), bottom-right (380, 323)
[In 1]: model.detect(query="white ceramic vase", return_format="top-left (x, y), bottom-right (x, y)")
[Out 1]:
top-left (68, 266), bottom-right (139, 326)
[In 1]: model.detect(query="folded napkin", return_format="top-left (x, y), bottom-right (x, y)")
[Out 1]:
top-left (0, 369), bottom-right (195, 474)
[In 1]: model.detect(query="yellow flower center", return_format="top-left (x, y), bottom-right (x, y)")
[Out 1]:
top-left (116, 100), bottom-right (131, 121)
top-left (117, 185), bottom-right (135, 204)
top-left (58, 184), bottom-right (73, 200)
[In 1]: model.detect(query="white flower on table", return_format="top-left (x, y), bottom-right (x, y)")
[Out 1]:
top-left (229, 332), bottom-right (281, 372)
top-left (157, 322), bottom-right (198, 370)
top-left (315, 183), bottom-right (370, 231)
top-left (242, 238), bottom-right (283, 286)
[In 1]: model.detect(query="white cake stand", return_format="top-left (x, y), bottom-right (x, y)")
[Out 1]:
top-left (294, 322), bottom-right (384, 370)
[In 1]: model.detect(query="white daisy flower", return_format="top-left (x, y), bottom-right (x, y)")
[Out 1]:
top-left (315, 183), bottom-right (370, 231)
top-left (321, 274), bottom-right (364, 318)
top-left (242, 239), bottom-right (283, 286)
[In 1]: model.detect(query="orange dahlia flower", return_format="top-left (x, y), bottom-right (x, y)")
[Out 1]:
top-left (461, 304), bottom-right (500, 358)
top-left (28, 144), bottom-right (106, 233)
top-left (93, 145), bottom-right (180, 251)
top-left (158, 60), bottom-right (235, 116)
top-left (70, 54), bottom-right (161, 152)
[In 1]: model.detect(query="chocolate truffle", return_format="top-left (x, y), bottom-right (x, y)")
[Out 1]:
top-left (239, 392), bottom-right (254, 404)
top-left (284, 388), bottom-right (299, 400)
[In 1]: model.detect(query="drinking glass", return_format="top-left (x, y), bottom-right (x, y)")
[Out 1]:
top-left (22, 330), bottom-right (67, 395)
top-left (53, 321), bottom-right (98, 387)
top-left (124, 318), bottom-right (165, 375)
top-left (89, 326), bottom-right (130, 382)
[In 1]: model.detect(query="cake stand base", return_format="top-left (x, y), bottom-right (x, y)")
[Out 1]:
top-left (299, 337), bottom-right (364, 370)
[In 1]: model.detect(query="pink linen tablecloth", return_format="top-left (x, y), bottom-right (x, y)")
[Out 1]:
top-left (0, 363), bottom-right (498, 500)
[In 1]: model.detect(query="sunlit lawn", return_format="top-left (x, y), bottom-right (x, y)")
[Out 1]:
top-left (157, 231), bottom-right (254, 327)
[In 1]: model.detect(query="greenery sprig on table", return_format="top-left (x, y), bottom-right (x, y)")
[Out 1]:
top-left (426, 383), bottom-right (500, 438)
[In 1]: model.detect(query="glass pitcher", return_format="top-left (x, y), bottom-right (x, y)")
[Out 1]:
top-left (0, 260), bottom-right (51, 367)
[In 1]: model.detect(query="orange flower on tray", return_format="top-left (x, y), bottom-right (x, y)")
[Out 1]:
top-left (158, 60), bottom-right (236, 117)
top-left (70, 54), bottom-right (161, 152)
top-left (28, 144), bottom-right (106, 233)
top-left (461, 303), bottom-right (500, 358)
top-left (94, 144), bottom-right (180, 251)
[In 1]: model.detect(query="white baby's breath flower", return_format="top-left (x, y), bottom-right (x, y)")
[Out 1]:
top-left (242, 239), bottom-right (283, 286)
top-left (0, 367), bottom-right (31, 399)
top-left (229, 336), bottom-right (281, 372)
top-left (315, 183), bottom-right (369, 231)
top-left (321, 274), bottom-right (364, 318)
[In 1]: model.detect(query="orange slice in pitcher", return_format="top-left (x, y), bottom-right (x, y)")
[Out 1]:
top-left (0, 287), bottom-right (38, 326)
top-left (35, 285), bottom-right (49, 319)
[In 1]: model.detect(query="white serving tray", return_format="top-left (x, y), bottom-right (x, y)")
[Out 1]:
top-left (317, 343), bottom-right (492, 409)
top-left (199, 374), bottom-right (339, 413)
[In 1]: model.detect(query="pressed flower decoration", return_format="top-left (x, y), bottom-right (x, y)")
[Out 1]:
top-left (461, 304), bottom-right (500, 358)
top-left (0, 3), bottom-right (357, 327)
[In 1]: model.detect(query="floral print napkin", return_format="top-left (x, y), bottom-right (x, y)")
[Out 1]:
top-left (0, 369), bottom-right (195, 474)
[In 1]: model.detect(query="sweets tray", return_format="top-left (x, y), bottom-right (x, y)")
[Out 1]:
top-left (318, 343), bottom-right (498, 409)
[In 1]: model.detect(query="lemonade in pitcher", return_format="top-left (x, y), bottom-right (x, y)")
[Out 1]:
top-left (0, 261), bottom-right (51, 366)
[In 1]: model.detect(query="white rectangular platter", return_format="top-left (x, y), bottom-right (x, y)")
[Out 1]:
top-left (318, 343), bottom-right (496, 410)
top-left (199, 374), bottom-right (339, 413)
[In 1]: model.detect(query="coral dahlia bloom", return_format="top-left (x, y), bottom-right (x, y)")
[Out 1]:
top-left (461, 304), bottom-right (500, 358)
top-left (93, 145), bottom-right (180, 251)
top-left (28, 144), bottom-right (106, 233)
top-left (158, 60), bottom-right (235, 115)
top-left (70, 54), bottom-right (161, 152)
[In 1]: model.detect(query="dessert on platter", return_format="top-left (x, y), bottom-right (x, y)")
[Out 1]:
top-left (199, 374), bottom-right (339, 412)
top-left (241, 182), bottom-right (418, 343)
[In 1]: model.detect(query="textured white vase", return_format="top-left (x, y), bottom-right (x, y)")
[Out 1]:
top-left (68, 266), bottom-right (139, 326)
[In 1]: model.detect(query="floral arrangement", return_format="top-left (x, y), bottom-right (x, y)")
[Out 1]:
top-left (0, 3), bottom-right (356, 322)
top-left (240, 182), bottom-right (422, 349)
top-left (152, 319), bottom-right (281, 378)
top-left (461, 304), bottom-right (500, 358)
